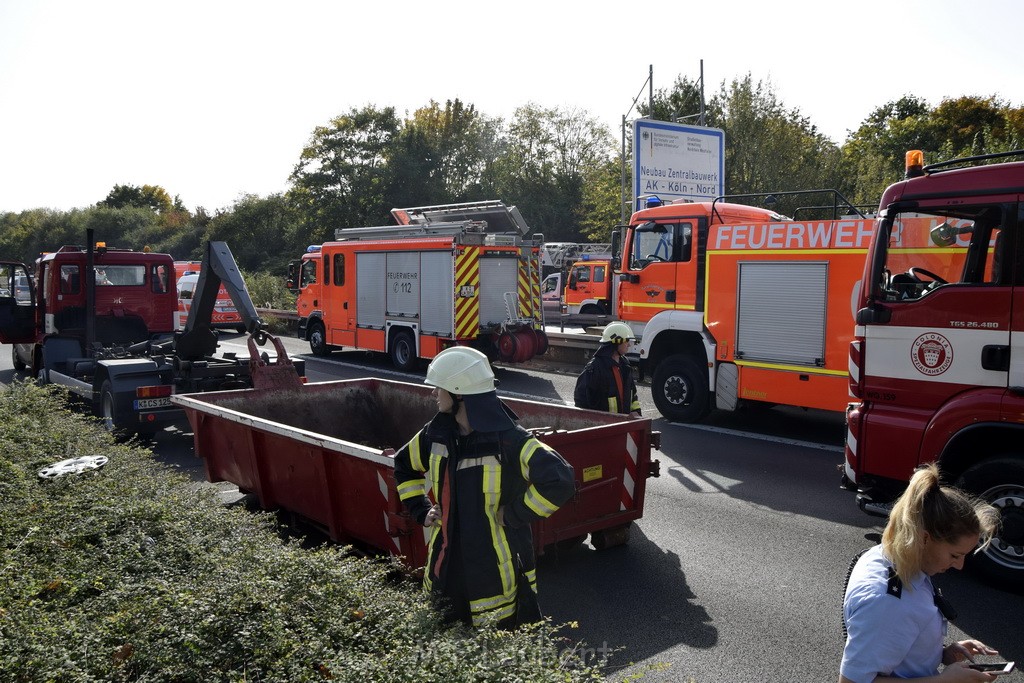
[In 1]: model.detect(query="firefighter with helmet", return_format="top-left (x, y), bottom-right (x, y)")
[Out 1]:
top-left (393, 346), bottom-right (575, 628)
top-left (574, 321), bottom-right (642, 417)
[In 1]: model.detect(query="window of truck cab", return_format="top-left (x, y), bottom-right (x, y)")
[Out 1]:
top-left (300, 259), bottom-right (317, 287)
top-left (95, 265), bottom-right (145, 287)
top-left (873, 203), bottom-right (1018, 303)
top-left (630, 221), bottom-right (692, 268)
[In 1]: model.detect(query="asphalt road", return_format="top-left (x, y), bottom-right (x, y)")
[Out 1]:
top-left (4, 334), bottom-right (1022, 682)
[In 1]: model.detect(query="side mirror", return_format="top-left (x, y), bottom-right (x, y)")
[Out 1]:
top-left (610, 229), bottom-right (621, 271)
top-left (856, 305), bottom-right (891, 325)
top-left (930, 221), bottom-right (973, 247)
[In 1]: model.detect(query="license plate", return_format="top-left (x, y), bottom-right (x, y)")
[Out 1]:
top-left (134, 397), bottom-right (171, 410)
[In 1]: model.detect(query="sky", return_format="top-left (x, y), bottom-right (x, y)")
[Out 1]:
top-left (1, 0), bottom-right (1022, 215)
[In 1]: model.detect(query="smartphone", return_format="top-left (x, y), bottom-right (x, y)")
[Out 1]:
top-left (968, 661), bottom-right (1015, 675)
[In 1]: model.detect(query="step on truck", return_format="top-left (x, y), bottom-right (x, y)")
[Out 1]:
top-left (843, 149), bottom-right (1024, 589)
top-left (610, 193), bottom-right (871, 422)
top-left (172, 377), bottom-right (662, 565)
top-left (288, 200), bottom-right (548, 369)
top-left (0, 231), bottom-right (304, 437)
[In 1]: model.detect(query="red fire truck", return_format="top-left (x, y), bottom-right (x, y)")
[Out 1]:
top-left (611, 195), bottom-right (870, 422)
top-left (844, 149), bottom-right (1024, 588)
top-left (290, 201), bottom-right (547, 370)
top-left (174, 261), bottom-right (245, 332)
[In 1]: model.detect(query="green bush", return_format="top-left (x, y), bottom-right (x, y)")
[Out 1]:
top-left (0, 381), bottom-right (604, 682)
top-left (243, 269), bottom-right (296, 311)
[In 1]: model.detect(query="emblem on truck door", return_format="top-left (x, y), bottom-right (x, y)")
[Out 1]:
top-left (911, 332), bottom-right (953, 376)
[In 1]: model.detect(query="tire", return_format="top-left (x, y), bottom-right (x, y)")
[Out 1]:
top-left (235, 324), bottom-right (248, 334)
top-left (651, 355), bottom-right (711, 423)
top-left (99, 380), bottom-right (120, 436)
top-left (956, 456), bottom-right (1024, 591)
top-left (11, 345), bottom-right (26, 372)
top-left (308, 320), bottom-right (331, 357)
top-left (389, 330), bottom-right (417, 371)
top-left (591, 523), bottom-right (632, 550)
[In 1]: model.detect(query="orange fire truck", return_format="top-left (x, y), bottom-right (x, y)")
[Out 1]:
top-left (563, 256), bottom-right (613, 316)
top-left (843, 149), bottom-right (1024, 589)
top-left (289, 201), bottom-right (547, 370)
top-left (610, 194), bottom-right (871, 422)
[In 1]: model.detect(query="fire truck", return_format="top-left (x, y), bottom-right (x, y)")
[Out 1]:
top-left (290, 201), bottom-right (547, 370)
top-left (611, 195), bottom-right (871, 422)
top-left (843, 149), bottom-right (1024, 589)
top-left (174, 261), bottom-right (245, 332)
top-left (563, 256), bottom-right (613, 316)
top-left (0, 233), bottom-right (303, 437)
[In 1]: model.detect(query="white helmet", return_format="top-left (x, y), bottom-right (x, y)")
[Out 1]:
top-left (600, 321), bottom-right (636, 344)
top-left (425, 346), bottom-right (495, 395)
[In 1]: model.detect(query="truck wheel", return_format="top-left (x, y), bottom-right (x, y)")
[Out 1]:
top-left (651, 355), bottom-right (711, 423)
top-left (11, 345), bottom-right (26, 372)
top-left (957, 456), bottom-right (1024, 591)
top-left (308, 321), bottom-right (331, 357)
top-left (389, 330), bottom-right (417, 371)
top-left (99, 380), bottom-right (122, 436)
top-left (591, 523), bottom-right (631, 550)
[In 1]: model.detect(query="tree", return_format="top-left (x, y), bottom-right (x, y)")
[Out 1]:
top-left (485, 104), bottom-right (615, 242)
top-left (711, 75), bottom-right (846, 215)
top-left (98, 184), bottom-right (174, 214)
top-left (288, 105), bottom-right (401, 239)
top-left (203, 194), bottom-right (301, 274)
top-left (578, 156), bottom-right (624, 242)
top-left (387, 99), bottom-right (500, 208)
top-left (637, 74), bottom-right (848, 219)
top-left (641, 74), bottom-right (710, 127)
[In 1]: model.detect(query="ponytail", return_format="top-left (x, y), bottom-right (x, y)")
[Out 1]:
top-left (882, 463), bottom-right (998, 584)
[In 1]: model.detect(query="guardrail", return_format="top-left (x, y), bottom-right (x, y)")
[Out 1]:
top-left (546, 312), bottom-right (613, 333)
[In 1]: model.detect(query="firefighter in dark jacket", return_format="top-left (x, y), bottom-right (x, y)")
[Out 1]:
top-left (394, 346), bottom-right (575, 628)
top-left (574, 321), bottom-right (642, 417)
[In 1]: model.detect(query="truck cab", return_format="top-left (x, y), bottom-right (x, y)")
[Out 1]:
top-left (541, 271), bottom-right (562, 315)
top-left (845, 149), bottom-right (1024, 589)
top-left (1, 245), bottom-right (177, 375)
top-left (564, 257), bottom-right (612, 316)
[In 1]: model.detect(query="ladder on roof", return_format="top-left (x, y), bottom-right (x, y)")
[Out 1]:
top-left (333, 221), bottom-right (482, 241)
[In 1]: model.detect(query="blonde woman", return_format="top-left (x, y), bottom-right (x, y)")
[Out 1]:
top-left (840, 464), bottom-right (1001, 682)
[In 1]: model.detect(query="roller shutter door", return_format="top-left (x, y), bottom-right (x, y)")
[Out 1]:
top-left (735, 261), bottom-right (827, 366)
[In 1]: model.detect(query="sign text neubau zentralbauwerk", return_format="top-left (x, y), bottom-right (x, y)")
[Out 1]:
top-left (633, 119), bottom-right (724, 211)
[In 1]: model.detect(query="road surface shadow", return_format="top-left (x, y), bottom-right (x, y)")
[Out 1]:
top-left (539, 524), bottom-right (715, 674)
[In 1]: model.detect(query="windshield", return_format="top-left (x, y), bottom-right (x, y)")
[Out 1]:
top-left (873, 204), bottom-right (1013, 302)
top-left (96, 264), bottom-right (146, 286)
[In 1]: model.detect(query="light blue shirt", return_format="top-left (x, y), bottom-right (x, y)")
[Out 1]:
top-left (841, 545), bottom-right (946, 682)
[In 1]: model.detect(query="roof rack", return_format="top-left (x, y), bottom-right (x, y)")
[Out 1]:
top-left (924, 149), bottom-right (1024, 174)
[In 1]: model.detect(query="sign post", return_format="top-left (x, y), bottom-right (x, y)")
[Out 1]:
top-left (632, 120), bottom-right (724, 212)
